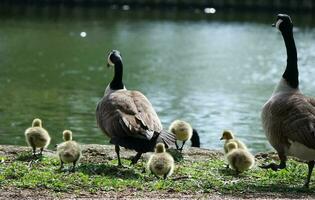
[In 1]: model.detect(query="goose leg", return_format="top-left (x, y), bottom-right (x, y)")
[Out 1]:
top-left (32, 147), bottom-right (36, 157)
top-left (164, 167), bottom-right (172, 180)
top-left (163, 173), bottom-right (168, 180)
top-left (304, 161), bottom-right (314, 188)
top-left (39, 147), bottom-right (44, 156)
top-left (179, 141), bottom-right (186, 152)
top-left (59, 160), bottom-right (64, 171)
top-left (115, 145), bottom-right (122, 166)
top-left (153, 173), bottom-right (160, 179)
top-left (260, 153), bottom-right (286, 171)
top-left (71, 161), bottom-right (77, 173)
top-left (175, 141), bottom-right (179, 150)
top-left (131, 152), bottom-right (142, 165)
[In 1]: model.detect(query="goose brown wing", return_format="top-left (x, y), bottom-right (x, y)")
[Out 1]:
top-left (280, 94), bottom-right (315, 149)
top-left (96, 90), bottom-right (162, 140)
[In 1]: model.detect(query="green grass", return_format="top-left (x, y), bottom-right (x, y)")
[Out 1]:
top-left (0, 151), bottom-right (314, 196)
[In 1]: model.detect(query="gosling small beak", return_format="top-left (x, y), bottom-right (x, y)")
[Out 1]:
top-left (272, 23), bottom-right (276, 27)
top-left (220, 137), bottom-right (223, 140)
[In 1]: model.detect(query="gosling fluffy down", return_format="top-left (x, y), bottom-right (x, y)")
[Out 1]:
top-left (226, 142), bottom-right (255, 173)
top-left (169, 120), bottom-right (193, 150)
top-left (147, 143), bottom-right (174, 179)
top-left (220, 130), bottom-right (247, 154)
top-left (57, 130), bottom-right (81, 172)
top-left (24, 118), bottom-right (51, 155)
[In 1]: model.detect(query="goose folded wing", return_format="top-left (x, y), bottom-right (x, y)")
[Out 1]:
top-left (307, 97), bottom-right (315, 107)
top-left (283, 98), bottom-right (315, 149)
top-left (105, 90), bottom-right (162, 139)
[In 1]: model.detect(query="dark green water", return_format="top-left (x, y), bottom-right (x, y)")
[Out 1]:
top-left (1, 7), bottom-right (315, 153)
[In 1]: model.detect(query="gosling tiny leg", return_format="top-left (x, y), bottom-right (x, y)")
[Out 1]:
top-left (32, 147), bottom-right (36, 157)
top-left (179, 141), bottom-right (186, 152)
top-left (115, 145), bottom-right (122, 166)
top-left (39, 147), bottom-right (44, 156)
top-left (59, 160), bottom-right (64, 171)
top-left (304, 161), bottom-right (315, 188)
top-left (175, 141), bottom-right (179, 150)
top-left (71, 161), bottom-right (77, 173)
top-left (163, 173), bottom-right (168, 180)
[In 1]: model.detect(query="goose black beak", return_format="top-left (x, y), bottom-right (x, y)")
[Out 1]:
top-left (220, 137), bottom-right (223, 140)
top-left (272, 23), bottom-right (276, 27)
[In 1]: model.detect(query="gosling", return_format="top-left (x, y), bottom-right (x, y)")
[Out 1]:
top-left (169, 120), bottom-right (193, 151)
top-left (225, 142), bottom-right (255, 174)
top-left (220, 130), bottom-right (247, 154)
top-left (57, 130), bottom-right (81, 172)
top-left (25, 118), bottom-right (51, 156)
top-left (147, 143), bottom-right (174, 179)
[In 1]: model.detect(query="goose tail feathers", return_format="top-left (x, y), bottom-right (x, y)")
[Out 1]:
top-left (157, 129), bottom-right (176, 148)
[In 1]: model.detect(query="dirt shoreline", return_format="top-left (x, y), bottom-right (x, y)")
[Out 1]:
top-left (0, 144), bottom-right (314, 199)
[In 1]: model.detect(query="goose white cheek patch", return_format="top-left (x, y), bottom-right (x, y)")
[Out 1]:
top-left (107, 54), bottom-right (114, 66)
top-left (276, 19), bottom-right (283, 30)
top-left (107, 54), bottom-right (122, 66)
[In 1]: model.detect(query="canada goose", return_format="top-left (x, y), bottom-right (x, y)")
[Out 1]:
top-left (57, 130), bottom-right (81, 172)
top-left (191, 129), bottom-right (200, 147)
top-left (220, 130), bottom-right (247, 154)
top-left (96, 50), bottom-right (176, 166)
top-left (147, 143), bottom-right (174, 179)
top-left (169, 120), bottom-right (193, 151)
top-left (261, 14), bottom-right (315, 188)
top-left (225, 142), bottom-right (255, 173)
top-left (24, 118), bottom-right (51, 156)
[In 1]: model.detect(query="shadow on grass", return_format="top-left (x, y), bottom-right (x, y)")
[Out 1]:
top-left (167, 148), bottom-right (183, 162)
top-left (219, 178), bottom-right (315, 196)
top-left (218, 167), bottom-right (247, 177)
top-left (78, 163), bottom-right (142, 179)
top-left (15, 151), bottom-right (42, 162)
top-left (239, 183), bottom-right (313, 194)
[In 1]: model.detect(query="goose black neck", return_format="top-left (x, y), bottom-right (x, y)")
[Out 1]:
top-left (281, 29), bottom-right (298, 88)
top-left (191, 129), bottom-right (200, 147)
top-left (110, 60), bottom-right (124, 90)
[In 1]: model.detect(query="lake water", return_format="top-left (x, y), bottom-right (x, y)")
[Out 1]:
top-left (1, 7), bottom-right (315, 153)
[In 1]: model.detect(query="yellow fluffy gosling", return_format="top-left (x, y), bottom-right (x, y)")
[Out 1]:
top-left (57, 130), bottom-right (81, 172)
top-left (147, 143), bottom-right (174, 179)
top-left (169, 120), bottom-right (193, 151)
top-left (220, 130), bottom-right (247, 154)
top-left (24, 118), bottom-right (51, 156)
top-left (225, 142), bottom-right (255, 173)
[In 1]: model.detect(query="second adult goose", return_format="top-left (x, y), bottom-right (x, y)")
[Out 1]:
top-left (261, 14), bottom-right (315, 187)
top-left (191, 129), bottom-right (200, 148)
top-left (96, 50), bottom-right (176, 166)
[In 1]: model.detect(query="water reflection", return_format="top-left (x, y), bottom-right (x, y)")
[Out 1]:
top-left (0, 8), bottom-right (315, 153)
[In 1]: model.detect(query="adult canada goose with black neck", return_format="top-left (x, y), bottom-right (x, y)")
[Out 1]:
top-left (261, 14), bottom-right (315, 188)
top-left (96, 50), bottom-right (176, 166)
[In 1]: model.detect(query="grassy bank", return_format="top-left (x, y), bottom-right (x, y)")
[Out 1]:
top-left (0, 144), bottom-right (314, 199)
